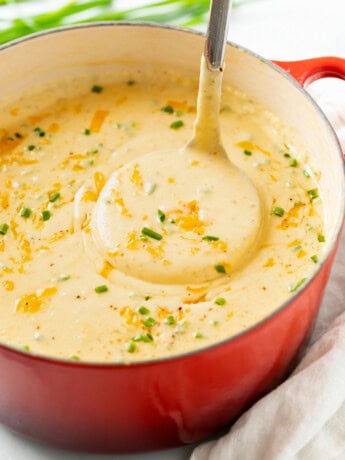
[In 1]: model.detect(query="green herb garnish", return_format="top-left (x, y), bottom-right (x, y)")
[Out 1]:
top-left (138, 306), bottom-right (150, 315)
top-left (289, 158), bottom-right (298, 167)
top-left (311, 255), bottom-right (319, 263)
top-left (22, 344), bottom-right (30, 352)
top-left (165, 315), bottom-right (175, 325)
top-left (243, 149), bottom-right (252, 156)
top-left (91, 85), bottom-right (103, 93)
top-left (318, 234), bottom-right (326, 243)
top-left (303, 170), bottom-right (311, 178)
top-left (141, 227), bottom-right (163, 241)
top-left (0, 223), bottom-right (9, 235)
top-left (27, 145), bottom-right (36, 151)
top-left (307, 188), bottom-right (319, 200)
top-left (214, 264), bottom-right (226, 274)
top-left (34, 127), bottom-right (45, 137)
top-left (133, 333), bottom-right (154, 343)
top-left (283, 152), bottom-right (291, 158)
top-left (84, 128), bottom-right (91, 135)
top-left (125, 342), bottom-right (137, 353)
top-left (127, 80), bottom-right (136, 86)
top-left (139, 235), bottom-right (148, 241)
top-left (214, 297), bottom-right (226, 306)
top-left (49, 192), bottom-right (60, 203)
top-left (161, 105), bottom-right (174, 114)
top-left (202, 235), bottom-right (219, 242)
top-left (194, 332), bottom-right (203, 339)
top-left (42, 210), bottom-right (51, 221)
top-left (20, 207), bottom-right (32, 218)
top-left (289, 278), bottom-right (307, 293)
top-left (69, 355), bottom-right (80, 361)
top-left (94, 284), bottom-right (108, 294)
top-left (157, 209), bottom-right (166, 222)
top-left (143, 317), bottom-right (156, 328)
top-left (170, 120), bottom-right (184, 130)
top-left (272, 207), bottom-right (285, 217)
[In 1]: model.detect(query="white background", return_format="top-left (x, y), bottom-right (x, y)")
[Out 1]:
top-left (1, 0), bottom-right (345, 458)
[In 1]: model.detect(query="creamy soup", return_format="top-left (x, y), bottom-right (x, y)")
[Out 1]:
top-left (0, 66), bottom-right (325, 362)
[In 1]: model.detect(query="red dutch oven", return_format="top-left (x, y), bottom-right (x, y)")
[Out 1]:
top-left (0, 23), bottom-right (344, 454)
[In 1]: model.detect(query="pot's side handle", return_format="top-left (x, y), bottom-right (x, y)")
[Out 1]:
top-left (274, 57), bottom-right (345, 159)
top-left (273, 57), bottom-right (345, 86)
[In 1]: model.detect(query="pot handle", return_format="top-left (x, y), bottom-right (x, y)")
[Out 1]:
top-left (273, 57), bottom-right (345, 86)
top-left (274, 57), bottom-right (345, 159)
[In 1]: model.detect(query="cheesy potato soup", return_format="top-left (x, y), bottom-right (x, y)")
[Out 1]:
top-left (0, 68), bottom-right (325, 362)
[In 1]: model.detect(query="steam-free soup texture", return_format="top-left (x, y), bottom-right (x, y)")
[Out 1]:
top-left (0, 70), bottom-right (324, 362)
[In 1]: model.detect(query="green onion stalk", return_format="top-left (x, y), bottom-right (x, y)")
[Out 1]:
top-left (0, 0), bottom-right (255, 45)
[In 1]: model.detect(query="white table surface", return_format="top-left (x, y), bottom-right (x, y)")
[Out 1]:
top-left (1, 0), bottom-right (345, 458)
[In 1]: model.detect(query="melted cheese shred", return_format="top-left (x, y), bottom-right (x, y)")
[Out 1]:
top-left (0, 68), bottom-right (324, 362)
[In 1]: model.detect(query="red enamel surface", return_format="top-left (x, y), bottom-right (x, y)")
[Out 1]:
top-left (0, 252), bottom-right (336, 453)
top-left (273, 57), bottom-right (345, 86)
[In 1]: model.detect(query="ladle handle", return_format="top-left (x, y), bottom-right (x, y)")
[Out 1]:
top-left (205, 0), bottom-right (233, 71)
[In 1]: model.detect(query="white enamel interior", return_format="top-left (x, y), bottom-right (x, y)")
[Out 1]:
top-left (0, 22), bottom-right (344, 261)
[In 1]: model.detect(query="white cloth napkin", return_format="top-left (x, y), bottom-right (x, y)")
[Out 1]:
top-left (192, 87), bottom-right (345, 460)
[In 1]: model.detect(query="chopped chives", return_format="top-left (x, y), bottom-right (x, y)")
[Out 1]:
top-left (289, 158), bottom-right (298, 167)
top-left (161, 105), bottom-right (174, 114)
top-left (42, 210), bottom-right (51, 221)
top-left (303, 170), bottom-right (311, 178)
top-left (132, 333), bottom-right (154, 343)
top-left (69, 355), bottom-right (80, 361)
top-left (20, 207), bottom-right (32, 218)
top-left (143, 317), bottom-right (156, 328)
top-left (318, 234), bottom-right (325, 243)
top-left (139, 235), bottom-right (148, 241)
top-left (125, 342), bottom-right (136, 353)
top-left (95, 284), bottom-right (108, 294)
top-left (194, 332), bottom-right (203, 339)
top-left (84, 128), bottom-right (91, 135)
top-left (91, 85), bottom-right (103, 93)
top-left (289, 278), bottom-right (307, 293)
top-left (165, 315), bottom-right (175, 325)
top-left (202, 235), bottom-right (219, 242)
top-left (138, 306), bottom-right (150, 315)
top-left (311, 255), bottom-right (319, 263)
top-left (0, 223), bottom-right (9, 235)
top-left (272, 207), bottom-right (285, 217)
top-left (170, 120), bottom-right (184, 130)
top-left (144, 295), bottom-right (152, 301)
top-left (283, 152), bottom-right (291, 158)
top-left (243, 149), bottom-right (252, 156)
top-left (157, 209), bottom-right (166, 222)
top-left (27, 144), bottom-right (36, 151)
top-left (34, 127), bottom-right (45, 137)
top-left (141, 227), bottom-right (163, 241)
top-left (22, 344), bottom-right (30, 351)
top-left (307, 189), bottom-right (319, 200)
top-left (215, 264), bottom-right (226, 274)
top-left (49, 192), bottom-right (60, 203)
top-left (214, 297), bottom-right (226, 306)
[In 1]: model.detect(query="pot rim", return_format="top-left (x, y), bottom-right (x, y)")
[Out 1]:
top-left (0, 21), bottom-right (344, 368)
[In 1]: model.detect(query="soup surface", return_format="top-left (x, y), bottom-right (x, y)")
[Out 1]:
top-left (0, 68), bottom-right (325, 362)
